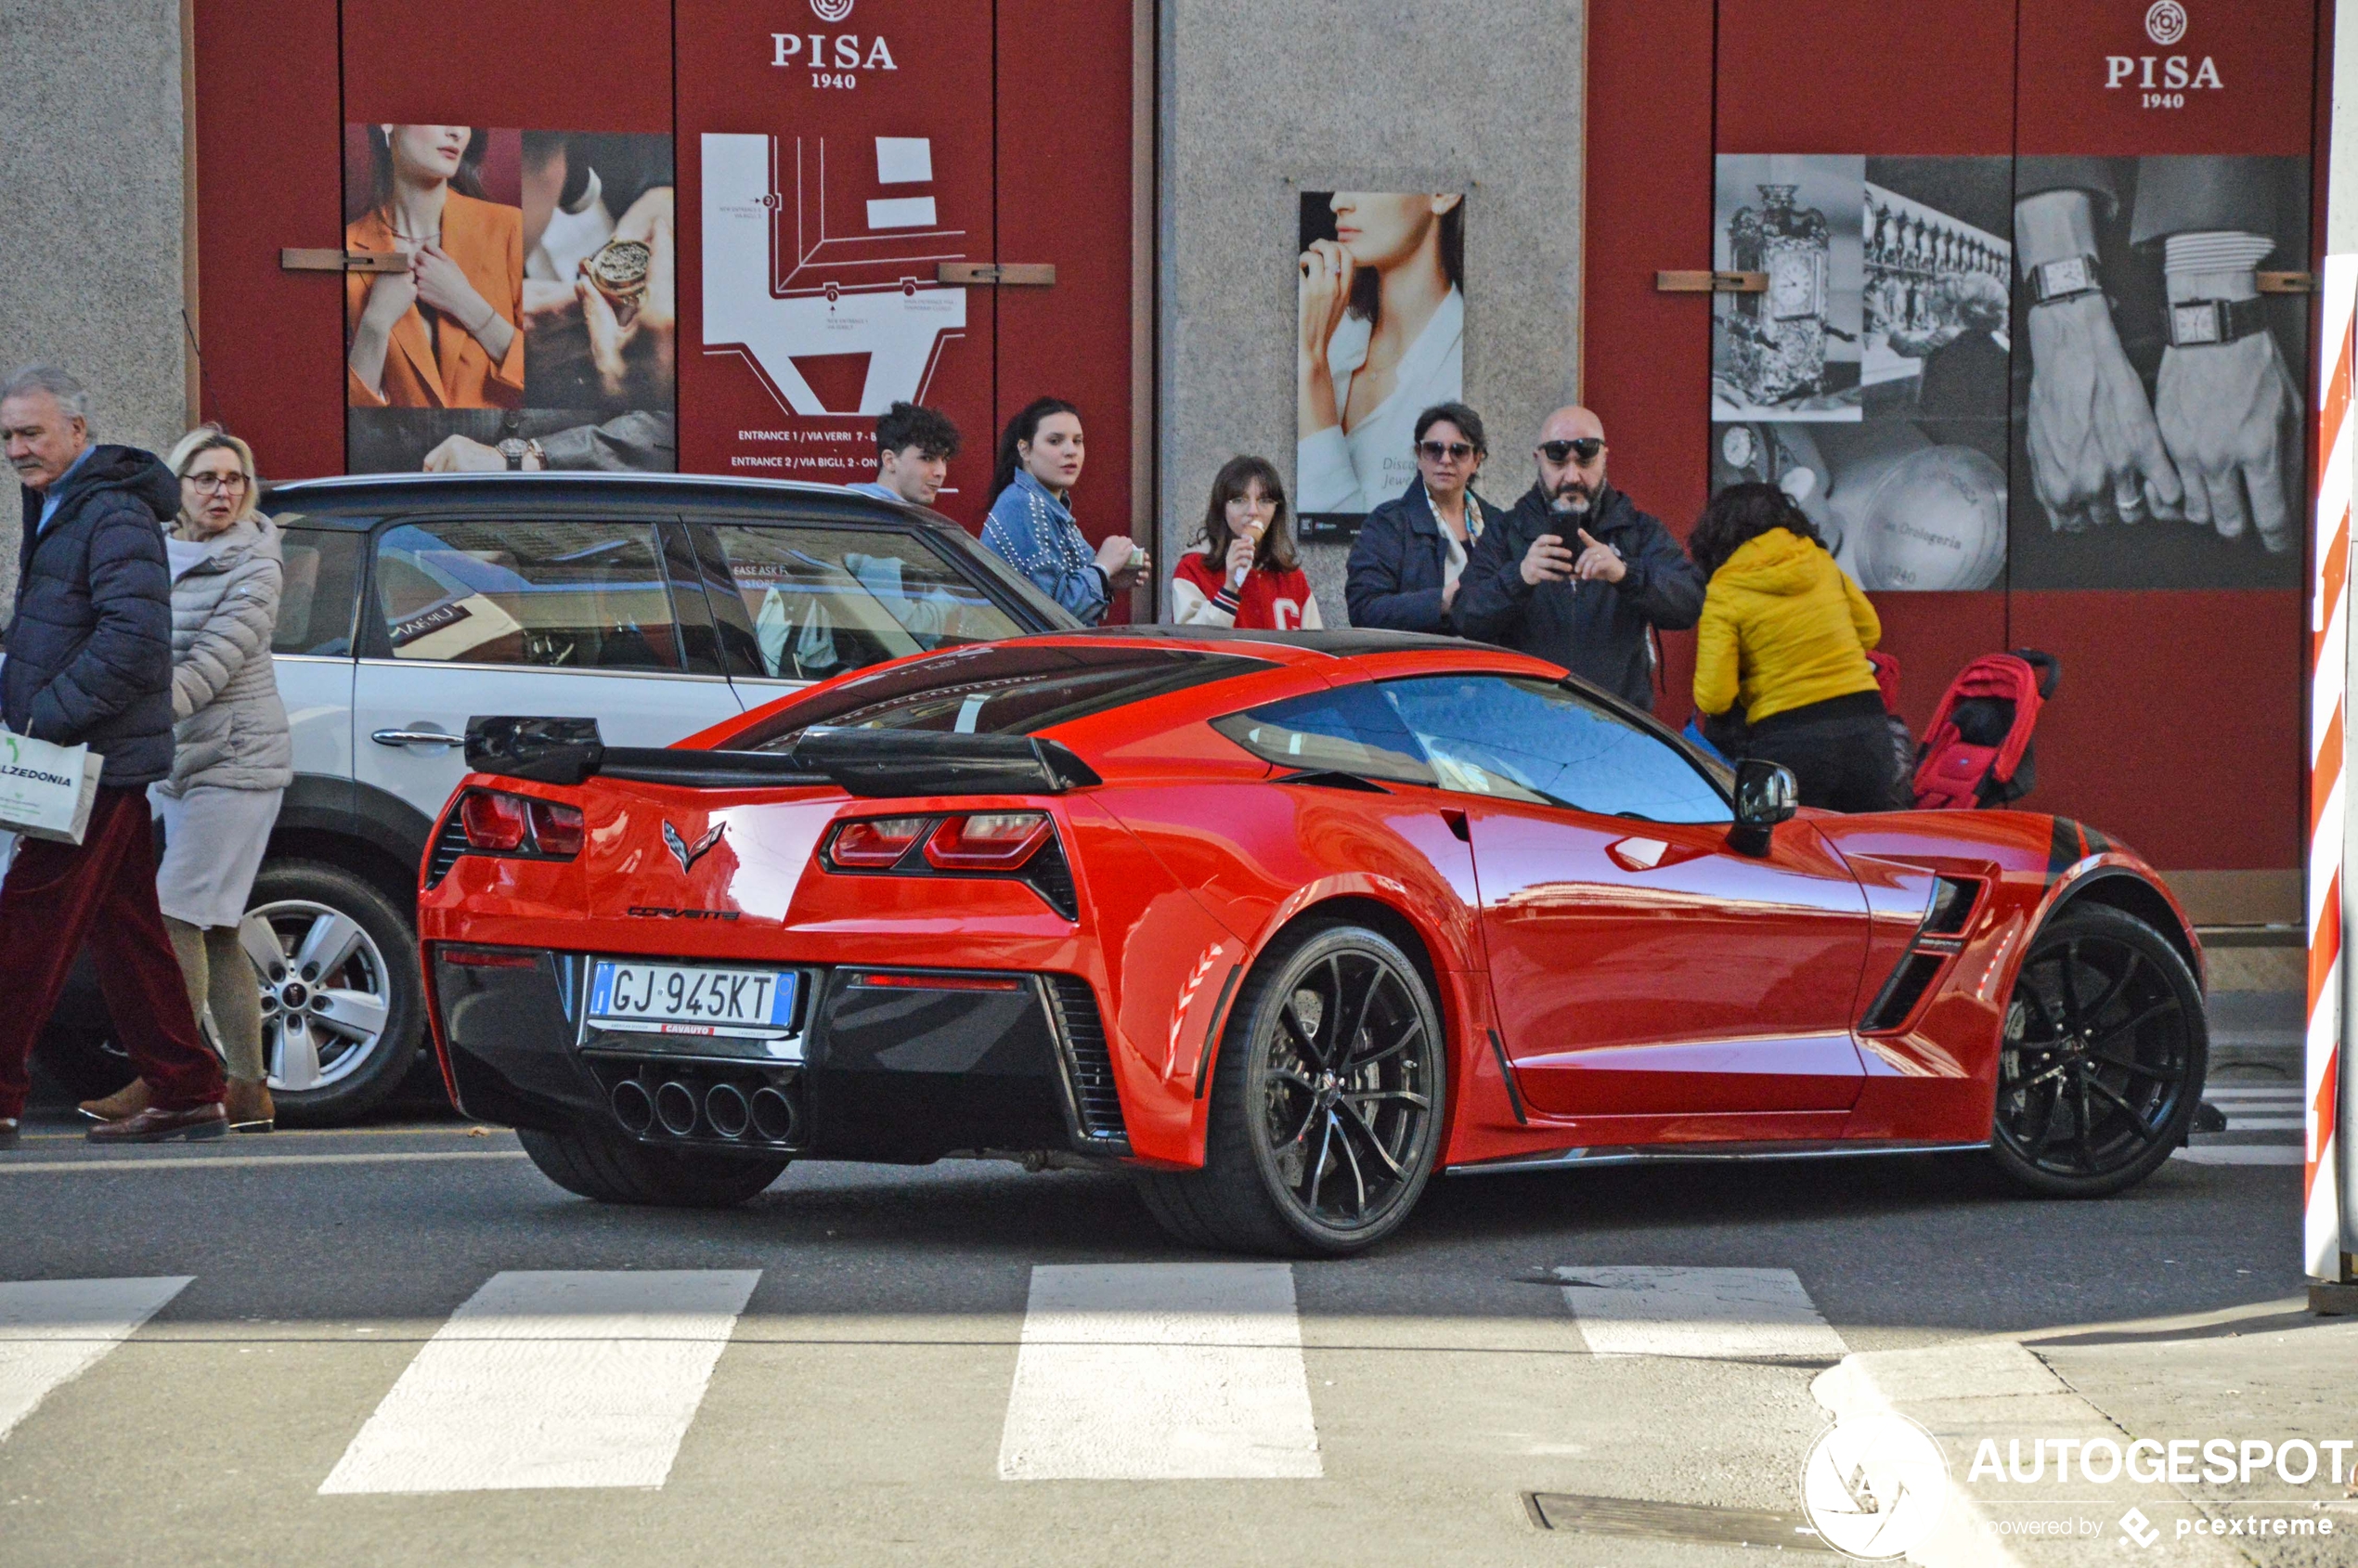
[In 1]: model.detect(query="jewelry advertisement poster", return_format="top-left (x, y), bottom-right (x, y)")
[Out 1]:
top-left (341, 125), bottom-right (679, 475)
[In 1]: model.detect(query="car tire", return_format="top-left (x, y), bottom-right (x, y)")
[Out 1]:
top-left (1138, 920), bottom-right (1447, 1257)
top-left (1988, 901), bottom-right (2208, 1199)
top-left (518, 1125), bottom-right (789, 1207)
top-left (244, 861), bottom-right (422, 1128)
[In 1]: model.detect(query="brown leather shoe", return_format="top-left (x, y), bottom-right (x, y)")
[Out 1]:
top-left (79, 1078), bottom-right (152, 1123)
top-left (86, 1102), bottom-right (228, 1145)
top-left (225, 1078), bottom-right (275, 1133)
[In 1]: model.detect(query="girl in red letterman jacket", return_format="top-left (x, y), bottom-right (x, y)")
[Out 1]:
top-left (1170, 454), bottom-right (1325, 630)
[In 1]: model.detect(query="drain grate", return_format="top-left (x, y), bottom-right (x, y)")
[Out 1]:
top-left (1523, 1493), bottom-right (1833, 1552)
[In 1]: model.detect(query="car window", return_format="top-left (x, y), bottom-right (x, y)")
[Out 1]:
top-left (1382, 674), bottom-right (1730, 823)
top-left (369, 520), bottom-right (685, 671)
top-left (706, 525), bottom-right (1029, 682)
top-left (736, 645), bottom-right (1271, 750)
top-left (1209, 684), bottom-right (1435, 784)
top-left (272, 525), bottom-right (364, 656)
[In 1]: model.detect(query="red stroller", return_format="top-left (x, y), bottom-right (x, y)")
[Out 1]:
top-left (1893, 649), bottom-right (2062, 810)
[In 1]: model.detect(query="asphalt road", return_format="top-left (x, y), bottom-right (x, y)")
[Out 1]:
top-left (3, 1070), bottom-right (2352, 1568)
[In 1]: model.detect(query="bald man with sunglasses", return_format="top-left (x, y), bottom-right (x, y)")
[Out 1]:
top-left (1454, 406), bottom-right (1704, 711)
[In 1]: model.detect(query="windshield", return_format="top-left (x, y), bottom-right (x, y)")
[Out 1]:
top-left (726, 643), bottom-right (1273, 752)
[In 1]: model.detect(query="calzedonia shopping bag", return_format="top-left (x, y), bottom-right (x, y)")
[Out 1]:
top-left (0, 728), bottom-right (99, 845)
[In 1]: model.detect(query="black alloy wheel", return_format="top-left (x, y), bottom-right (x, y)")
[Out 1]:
top-left (1989, 902), bottom-right (2207, 1198)
top-left (1139, 922), bottom-right (1445, 1256)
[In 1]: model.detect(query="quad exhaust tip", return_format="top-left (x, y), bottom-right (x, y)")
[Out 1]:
top-left (705, 1082), bottom-right (751, 1139)
top-left (749, 1085), bottom-right (799, 1145)
top-left (610, 1079), bottom-right (654, 1134)
top-left (654, 1080), bottom-right (700, 1137)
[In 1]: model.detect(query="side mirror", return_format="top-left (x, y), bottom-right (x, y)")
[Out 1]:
top-left (1729, 758), bottom-right (1797, 856)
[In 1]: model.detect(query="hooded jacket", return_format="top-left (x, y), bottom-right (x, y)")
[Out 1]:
top-left (5, 445), bottom-right (181, 785)
top-left (158, 512), bottom-right (292, 795)
top-left (1692, 527), bottom-right (1882, 726)
top-left (1452, 483), bottom-right (1705, 710)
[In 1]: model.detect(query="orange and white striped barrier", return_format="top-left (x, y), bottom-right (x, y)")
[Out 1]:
top-left (2308, 253), bottom-right (2355, 1282)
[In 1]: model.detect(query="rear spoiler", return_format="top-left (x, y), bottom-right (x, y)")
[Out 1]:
top-left (462, 716), bottom-right (1102, 797)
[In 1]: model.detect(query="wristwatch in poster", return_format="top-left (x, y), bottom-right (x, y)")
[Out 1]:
top-left (497, 437), bottom-right (547, 472)
top-left (2166, 296), bottom-right (2269, 348)
top-left (2028, 254), bottom-right (2102, 305)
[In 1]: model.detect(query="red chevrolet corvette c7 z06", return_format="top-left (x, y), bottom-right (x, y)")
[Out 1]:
top-left (419, 628), bottom-right (2207, 1255)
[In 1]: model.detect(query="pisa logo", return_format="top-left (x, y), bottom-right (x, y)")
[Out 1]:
top-left (2145, 2), bottom-right (2187, 45)
top-left (811, 0), bottom-right (853, 20)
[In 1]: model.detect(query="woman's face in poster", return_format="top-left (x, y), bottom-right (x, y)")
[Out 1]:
top-left (1328, 191), bottom-right (1458, 274)
top-left (386, 124), bottom-right (473, 185)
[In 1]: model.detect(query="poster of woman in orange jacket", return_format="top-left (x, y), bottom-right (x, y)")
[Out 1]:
top-left (344, 124), bottom-right (525, 410)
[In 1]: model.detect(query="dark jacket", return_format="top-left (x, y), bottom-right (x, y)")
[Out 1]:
top-left (5, 445), bottom-right (183, 786)
top-left (1343, 478), bottom-right (1503, 634)
top-left (1453, 482), bottom-right (1706, 710)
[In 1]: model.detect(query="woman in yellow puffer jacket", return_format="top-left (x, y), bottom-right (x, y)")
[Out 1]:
top-left (1690, 484), bottom-right (1898, 811)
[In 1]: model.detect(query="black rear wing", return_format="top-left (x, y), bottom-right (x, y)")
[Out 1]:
top-left (462, 716), bottom-right (1101, 797)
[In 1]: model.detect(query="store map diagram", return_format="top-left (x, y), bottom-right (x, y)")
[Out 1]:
top-left (701, 132), bottom-right (968, 417)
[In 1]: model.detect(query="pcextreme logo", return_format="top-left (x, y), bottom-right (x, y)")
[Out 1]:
top-left (2105, 1), bottom-right (2223, 100)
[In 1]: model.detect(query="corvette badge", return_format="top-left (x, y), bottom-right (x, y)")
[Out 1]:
top-left (663, 819), bottom-right (726, 873)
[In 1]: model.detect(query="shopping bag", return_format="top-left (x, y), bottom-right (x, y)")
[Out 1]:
top-left (0, 727), bottom-right (99, 845)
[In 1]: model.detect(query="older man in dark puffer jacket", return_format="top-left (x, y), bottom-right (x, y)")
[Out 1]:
top-left (0, 366), bottom-right (225, 1147)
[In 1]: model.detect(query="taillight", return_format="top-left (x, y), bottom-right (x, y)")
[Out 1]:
top-left (822, 810), bottom-right (1069, 915)
top-left (529, 799), bottom-right (584, 857)
top-left (828, 815), bottom-right (929, 868)
top-left (451, 788), bottom-right (582, 862)
top-left (924, 811), bottom-right (1050, 870)
top-left (460, 790), bottom-right (530, 851)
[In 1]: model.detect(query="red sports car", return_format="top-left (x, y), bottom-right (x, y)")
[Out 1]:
top-left (420, 630), bottom-right (2208, 1255)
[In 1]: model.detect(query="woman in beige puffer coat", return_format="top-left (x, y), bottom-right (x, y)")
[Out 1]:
top-left (82, 427), bottom-right (291, 1132)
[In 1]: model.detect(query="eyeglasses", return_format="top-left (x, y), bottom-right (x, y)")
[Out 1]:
top-left (1418, 440), bottom-right (1476, 461)
top-left (1537, 438), bottom-right (1605, 466)
top-left (183, 473), bottom-right (249, 493)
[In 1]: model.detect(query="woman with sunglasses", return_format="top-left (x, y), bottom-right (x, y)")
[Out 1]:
top-left (1689, 482), bottom-right (1896, 812)
top-left (1171, 456), bottom-right (1321, 630)
top-left (81, 427), bottom-right (291, 1132)
top-left (1344, 402), bottom-right (1499, 633)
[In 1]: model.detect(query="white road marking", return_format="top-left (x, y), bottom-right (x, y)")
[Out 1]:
top-left (2172, 1146), bottom-right (2305, 1165)
top-left (318, 1269), bottom-right (759, 1494)
top-left (0, 1151), bottom-right (526, 1175)
top-left (997, 1263), bottom-right (1321, 1480)
top-left (1555, 1266), bottom-right (1848, 1361)
top-left (0, 1277), bottom-right (191, 1443)
top-left (2207, 1116), bottom-right (2306, 1130)
top-left (2201, 1087), bottom-right (2301, 1098)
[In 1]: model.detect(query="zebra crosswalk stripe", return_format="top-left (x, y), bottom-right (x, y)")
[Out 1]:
top-left (997, 1262), bottom-right (1322, 1480)
top-left (0, 1276), bottom-right (191, 1445)
top-left (1556, 1266), bottom-right (1848, 1361)
top-left (317, 1269), bottom-right (759, 1494)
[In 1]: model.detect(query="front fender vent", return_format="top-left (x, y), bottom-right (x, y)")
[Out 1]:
top-left (1044, 975), bottom-right (1127, 1147)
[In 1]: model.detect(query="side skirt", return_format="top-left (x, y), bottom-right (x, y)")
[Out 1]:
top-left (1445, 1138), bottom-right (1989, 1176)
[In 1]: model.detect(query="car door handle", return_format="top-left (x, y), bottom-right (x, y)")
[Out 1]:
top-left (370, 729), bottom-right (463, 748)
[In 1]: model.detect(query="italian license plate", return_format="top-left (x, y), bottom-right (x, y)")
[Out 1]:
top-left (588, 960), bottom-right (797, 1038)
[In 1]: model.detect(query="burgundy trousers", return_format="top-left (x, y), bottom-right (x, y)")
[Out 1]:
top-left (0, 786), bottom-right (224, 1120)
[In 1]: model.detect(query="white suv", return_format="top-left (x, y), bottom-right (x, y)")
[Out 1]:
top-left (33, 473), bottom-right (1074, 1123)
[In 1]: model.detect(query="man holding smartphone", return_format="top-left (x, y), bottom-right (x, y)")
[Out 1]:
top-left (1454, 405), bottom-right (1705, 711)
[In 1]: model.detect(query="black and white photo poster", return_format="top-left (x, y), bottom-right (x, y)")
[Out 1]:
top-left (2008, 154), bottom-right (2308, 590)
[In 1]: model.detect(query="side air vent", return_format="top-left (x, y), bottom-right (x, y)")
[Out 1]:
top-left (423, 809), bottom-right (470, 888)
top-left (1861, 952), bottom-right (1946, 1033)
top-left (1045, 975), bottom-right (1128, 1147)
top-left (1024, 837), bottom-right (1079, 920)
top-left (1924, 875), bottom-right (1980, 936)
